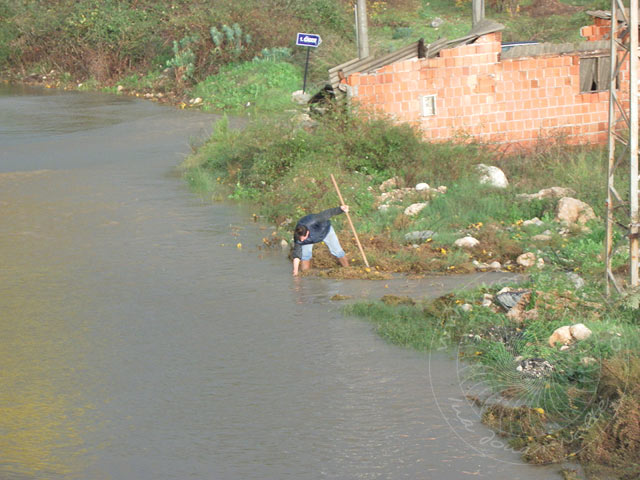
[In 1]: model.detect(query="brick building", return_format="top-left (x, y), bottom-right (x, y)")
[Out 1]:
top-left (332, 14), bottom-right (633, 149)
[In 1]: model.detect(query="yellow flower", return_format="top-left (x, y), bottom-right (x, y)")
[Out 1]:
top-left (533, 407), bottom-right (545, 415)
top-left (236, 243), bottom-right (242, 249)
top-left (440, 248), bottom-right (447, 255)
top-left (365, 267), bottom-right (371, 273)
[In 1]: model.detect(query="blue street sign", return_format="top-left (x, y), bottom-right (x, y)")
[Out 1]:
top-left (296, 33), bottom-right (322, 48)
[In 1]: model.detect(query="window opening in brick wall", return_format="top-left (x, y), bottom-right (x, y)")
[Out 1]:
top-left (580, 55), bottom-right (614, 93)
top-left (421, 94), bottom-right (437, 116)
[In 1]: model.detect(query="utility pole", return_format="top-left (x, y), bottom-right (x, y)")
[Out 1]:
top-left (605, 0), bottom-right (639, 294)
top-left (356, 0), bottom-right (369, 59)
top-left (472, 0), bottom-right (485, 27)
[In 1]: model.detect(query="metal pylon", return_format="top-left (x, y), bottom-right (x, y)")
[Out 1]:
top-left (605, 0), bottom-right (639, 295)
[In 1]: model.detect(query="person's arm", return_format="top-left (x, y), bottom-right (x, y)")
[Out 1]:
top-left (293, 257), bottom-right (301, 276)
top-left (314, 206), bottom-right (347, 222)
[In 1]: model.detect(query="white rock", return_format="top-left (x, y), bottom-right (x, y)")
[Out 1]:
top-left (517, 252), bottom-right (536, 268)
top-left (536, 257), bottom-right (545, 268)
top-left (581, 357), bottom-right (597, 366)
top-left (522, 217), bottom-right (544, 227)
top-left (454, 236), bottom-right (480, 249)
top-left (531, 234), bottom-right (552, 242)
top-left (461, 303), bottom-right (473, 312)
top-left (436, 185), bottom-right (448, 194)
top-left (378, 204), bottom-right (390, 212)
top-left (481, 298), bottom-right (493, 308)
top-left (291, 90), bottom-right (311, 104)
top-left (489, 261), bottom-right (502, 270)
top-left (117, 85), bottom-right (124, 92)
top-left (556, 197), bottom-right (597, 225)
top-left (476, 164), bottom-right (509, 188)
top-left (415, 182), bottom-right (430, 191)
top-left (549, 325), bottom-right (573, 347)
top-left (404, 202), bottom-right (428, 216)
top-left (570, 323), bottom-right (592, 341)
top-left (280, 239), bottom-right (289, 249)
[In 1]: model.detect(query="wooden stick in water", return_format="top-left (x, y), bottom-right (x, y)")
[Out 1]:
top-left (330, 174), bottom-right (370, 268)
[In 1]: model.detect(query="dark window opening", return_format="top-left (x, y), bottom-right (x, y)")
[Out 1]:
top-left (580, 56), bottom-right (615, 93)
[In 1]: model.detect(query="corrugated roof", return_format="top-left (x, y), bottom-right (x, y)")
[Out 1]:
top-left (501, 40), bottom-right (609, 59)
top-left (329, 19), bottom-right (504, 88)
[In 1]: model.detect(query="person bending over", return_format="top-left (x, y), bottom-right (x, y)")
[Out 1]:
top-left (292, 205), bottom-right (349, 276)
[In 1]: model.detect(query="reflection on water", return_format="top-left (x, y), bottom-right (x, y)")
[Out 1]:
top-left (0, 87), bottom-right (560, 479)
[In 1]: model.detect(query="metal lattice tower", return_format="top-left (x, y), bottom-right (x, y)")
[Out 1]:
top-left (605, 0), bottom-right (639, 295)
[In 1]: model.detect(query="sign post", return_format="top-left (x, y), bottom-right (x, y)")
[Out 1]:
top-left (296, 33), bottom-right (322, 93)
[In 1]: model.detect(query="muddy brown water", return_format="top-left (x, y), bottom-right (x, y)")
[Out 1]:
top-left (0, 85), bottom-right (560, 479)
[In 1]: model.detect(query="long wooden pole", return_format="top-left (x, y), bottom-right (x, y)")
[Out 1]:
top-left (330, 174), bottom-right (370, 268)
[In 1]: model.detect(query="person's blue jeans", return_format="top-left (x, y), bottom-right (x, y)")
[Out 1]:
top-left (300, 226), bottom-right (345, 260)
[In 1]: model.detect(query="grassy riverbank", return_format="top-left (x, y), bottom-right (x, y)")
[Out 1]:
top-left (183, 105), bottom-right (640, 478)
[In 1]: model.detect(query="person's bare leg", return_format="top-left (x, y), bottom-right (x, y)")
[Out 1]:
top-left (338, 256), bottom-right (349, 267)
top-left (301, 260), bottom-right (311, 271)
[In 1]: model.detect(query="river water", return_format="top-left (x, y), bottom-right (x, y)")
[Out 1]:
top-left (0, 85), bottom-right (560, 479)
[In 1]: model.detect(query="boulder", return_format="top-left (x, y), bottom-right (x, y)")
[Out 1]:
top-left (404, 202), bottom-right (428, 216)
top-left (556, 197), bottom-right (596, 225)
top-left (476, 164), bottom-right (509, 188)
top-left (548, 323), bottom-right (592, 347)
top-left (517, 252), bottom-right (537, 268)
top-left (454, 236), bottom-right (480, 249)
top-left (548, 325), bottom-right (573, 347)
top-left (570, 323), bottom-right (592, 341)
top-left (489, 261), bottom-right (502, 270)
top-left (415, 182), bottom-right (430, 191)
top-left (495, 289), bottom-right (530, 310)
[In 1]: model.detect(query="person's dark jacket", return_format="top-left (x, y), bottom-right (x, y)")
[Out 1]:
top-left (291, 207), bottom-right (344, 260)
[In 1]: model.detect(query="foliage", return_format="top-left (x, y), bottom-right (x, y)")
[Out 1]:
top-left (166, 34), bottom-right (198, 86)
top-left (191, 58), bottom-right (300, 114)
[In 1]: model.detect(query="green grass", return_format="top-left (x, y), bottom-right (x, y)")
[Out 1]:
top-left (191, 58), bottom-right (301, 114)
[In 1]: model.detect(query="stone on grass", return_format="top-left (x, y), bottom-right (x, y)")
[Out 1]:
top-left (476, 164), bottom-right (509, 188)
top-left (415, 182), bottom-right (430, 191)
top-left (431, 17), bottom-right (444, 28)
top-left (404, 230), bottom-right (435, 242)
top-left (292, 90), bottom-right (311, 104)
top-left (517, 187), bottom-right (575, 201)
top-left (548, 325), bottom-right (573, 347)
top-left (404, 202), bottom-right (428, 216)
top-left (531, 234), bottom-right (552, 243)
top-left (454, 236), bottom-right (480, 249)
top-left (517, 252), bottom-right (537, 268)
top-left (461, 303), bottom-right (473, 312)
top-left (380, 177), bottom-right (400, 192)
top-left (522, 217), bottom-right (544, 227)
top-left (489, 261), bottom-right (502, 270)
top-left (556, 197), bottom-right (597, 225)
top-left (280, 239), bottom-right (289, 249)
top-left (548, 323), bottom-right (592, 347)
top-left (495, 289), bottom-right (530, 310)
top-left (570, 323), bottom-right (592, 341)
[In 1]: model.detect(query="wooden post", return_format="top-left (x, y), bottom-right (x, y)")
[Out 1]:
top-left (330, 174), bottom-right (370, 268)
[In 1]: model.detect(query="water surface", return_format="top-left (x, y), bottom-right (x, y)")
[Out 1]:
top-left (0, 85), bottom-right (559, 479)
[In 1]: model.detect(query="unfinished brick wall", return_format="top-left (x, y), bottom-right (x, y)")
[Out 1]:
top-left (581, 17), bottom-right (612, 42)
top-left (346, 30), bottom-right (631, 149)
